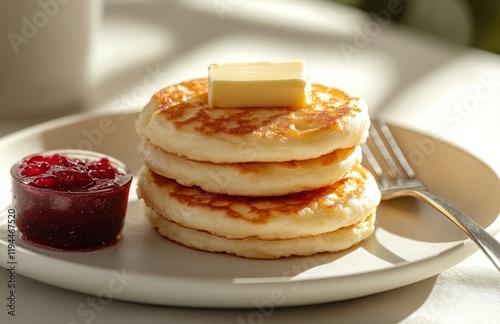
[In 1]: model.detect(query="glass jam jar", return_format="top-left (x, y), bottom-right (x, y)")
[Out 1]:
top-left (10, 150), bottom-right (133, 251)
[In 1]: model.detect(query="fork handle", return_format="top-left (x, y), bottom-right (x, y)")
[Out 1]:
top-left (410, 190), bottom-right (500, 271)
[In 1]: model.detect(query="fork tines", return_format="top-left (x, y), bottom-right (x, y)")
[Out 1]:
top-left (362, 118), bottom-right (416, 185)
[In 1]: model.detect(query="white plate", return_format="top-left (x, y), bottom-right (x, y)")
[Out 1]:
top-left (0, 111), bottom-right (499, 308)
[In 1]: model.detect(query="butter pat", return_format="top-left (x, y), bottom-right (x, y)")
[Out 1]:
top-left (208, 61), bottom-right (311, 108)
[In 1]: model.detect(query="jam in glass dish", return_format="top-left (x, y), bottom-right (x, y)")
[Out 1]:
top-left (10, 150), bottom-right (133, 251)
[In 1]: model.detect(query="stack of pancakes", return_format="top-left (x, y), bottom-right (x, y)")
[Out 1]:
top-left (136, 78), bottom-right (381, 259)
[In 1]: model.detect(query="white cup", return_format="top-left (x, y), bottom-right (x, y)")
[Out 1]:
top-left (0, 0), bottom-right (102, 116)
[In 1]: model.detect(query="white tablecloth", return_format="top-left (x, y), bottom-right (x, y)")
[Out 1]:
top-left (1, 1), bottom-right (499, 323)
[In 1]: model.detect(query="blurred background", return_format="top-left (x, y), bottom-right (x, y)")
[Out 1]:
top-left (1, 0), bottom-right (499, 138)
top-left (340, 0), bottom-right (500, 54)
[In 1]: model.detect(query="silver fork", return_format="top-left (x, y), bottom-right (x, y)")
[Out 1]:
top-left (362, 118), bottom-right (500, 272)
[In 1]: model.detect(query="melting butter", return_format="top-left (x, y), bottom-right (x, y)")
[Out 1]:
top-left (208, 61), bottom-right (311, 108)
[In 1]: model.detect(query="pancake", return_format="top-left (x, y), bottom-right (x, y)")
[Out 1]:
top-left (145, 205), bottom-right (375, 259)
top-left (138, 139), bottom-right (362, 196)
top-left (137, 164), bottom-right (381, 240)
top-left (136, 78), bottom-right (369, 163)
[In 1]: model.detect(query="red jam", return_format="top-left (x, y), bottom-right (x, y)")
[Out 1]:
top-left (10, 150), bottom-right (133, 251)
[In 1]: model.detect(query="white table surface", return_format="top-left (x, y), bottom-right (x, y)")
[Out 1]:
top-left (1, 0), bottom-right (499, 323)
